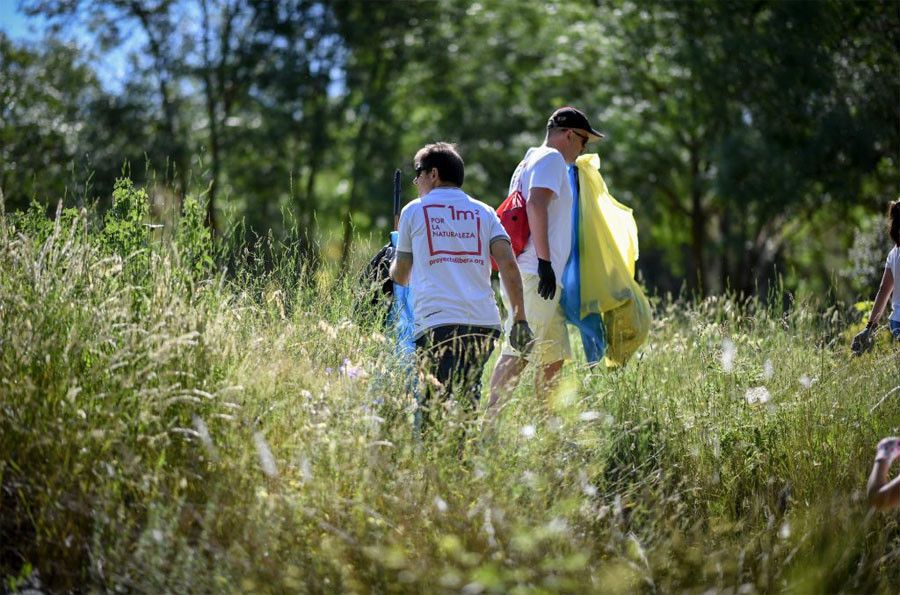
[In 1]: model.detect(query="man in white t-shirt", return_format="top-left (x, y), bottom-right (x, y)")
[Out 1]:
top-left (390, 142), bottom-right (533, 427)
top-left (489, 107), bottom-right (604, 410)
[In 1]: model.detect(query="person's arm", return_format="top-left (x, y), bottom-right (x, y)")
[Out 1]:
top-left (867, 267), bottom-right (894, 327)
top-left (526, 186), bottom-right (559, 300)
top-left (867, 437), bottom-right (900, 511)
top-left (852, 267), bottom-right (893, 354)
top-left (389, 251), bottom-right (413, 286)
top-left (491, 239), bottom-right (526, 321)
top-left (525, 187), bottom-right (555, 261)
top-left (491, 238), bottom-right (534, 354)
top-left (390, 206), bottom-right (414, 286)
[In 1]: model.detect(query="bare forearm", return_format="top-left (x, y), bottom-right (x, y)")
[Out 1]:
top-left (389, 252), bottom-right (412, 286)
top-left (868, 269), bottom-right (893, 324)
top-left (526, 192), bottom-right (552, 261)
top-left (500, 262), bottom-right (527, 321)
top-left (490, 239), bottom-right (527, 322)
top-left (868, 460), bottom-right (900, 510)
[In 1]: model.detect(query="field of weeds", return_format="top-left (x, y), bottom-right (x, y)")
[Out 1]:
top-left (1, 182), bottom-right (898, 593)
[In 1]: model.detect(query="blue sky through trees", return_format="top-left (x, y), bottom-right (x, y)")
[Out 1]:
top-left (1, 2), bottom-right (137, 93)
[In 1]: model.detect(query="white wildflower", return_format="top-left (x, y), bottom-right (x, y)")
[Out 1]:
top-left (579, 470), bottom-right (597, 496)
top-left (545, 517), bottom-right (569, 535)
top-left (547, 417), bottom-right (563, 433)
top-left (253, 432), bottom-right (278, 478)
top-left (521, 470), bottom-right (538, 488)
top-left (720, 338), bottom-right (736, 373)
top-left (744, 386), bottom-right (771, 405)
top-left (779, 521), bottom-right (791, 539)
top-left (317, 320), bottom-right (338, 339)
top-left (192, 415), bottom-right (216, 456)
top-left (433, 495), bottom-right (448, 513)
top-left (579, 410), bottom-right (601, 422)
top-left (799, 374), bottom-right (816, 389)
top-left (299, 456), bottom-right (313, 482)
top-left (520, 424), bottom-right (536, 439)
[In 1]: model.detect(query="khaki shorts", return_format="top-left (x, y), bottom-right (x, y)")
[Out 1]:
top-left (500, 273), bottom-right (571, 365)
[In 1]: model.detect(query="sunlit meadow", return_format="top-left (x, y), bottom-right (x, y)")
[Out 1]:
top-left (1, 182), bottom-right (898, 593)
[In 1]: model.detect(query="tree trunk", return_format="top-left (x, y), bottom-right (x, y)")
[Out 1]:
top-left (340, 112), bottom-right (373, 265)
top-left (689, 147), bottom-right (706, 296)
top-left (130, 2), bottom-right (189, 204)
top-left (339, 55), bottom-right (392, 266)
top-left (200, 0), bottom-right (219, 235)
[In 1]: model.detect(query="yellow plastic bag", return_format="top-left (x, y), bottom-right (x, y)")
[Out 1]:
top-left (602, 281), bottom-right (651, 367)
top-left (574, 154), bottom-right (650, 367)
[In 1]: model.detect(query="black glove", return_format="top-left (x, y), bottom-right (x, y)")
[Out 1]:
top-left (537, 258), bottom-right (556, 300)
top-left (510, 320), bottom-right (534, 355)
top-left (851, 324), bottom-right (875, 356)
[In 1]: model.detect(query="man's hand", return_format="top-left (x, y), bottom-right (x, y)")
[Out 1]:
top-left (537, 258), bottom-right (556, 300)
top-left (851, 326), bottom-right (875, 356)
top-left (510, 320), bottom-right (534, 355)
top-left (876, 437), bottom-right (900, 464)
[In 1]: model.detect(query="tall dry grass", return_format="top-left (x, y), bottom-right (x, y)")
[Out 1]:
top-left (1, 181), bottom-right (898, 593)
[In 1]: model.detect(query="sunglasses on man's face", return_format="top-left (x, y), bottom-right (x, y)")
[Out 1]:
top-left (413, 166), bottom-right (432, 182)
top-left (569, 130), bottom-right (589, 149)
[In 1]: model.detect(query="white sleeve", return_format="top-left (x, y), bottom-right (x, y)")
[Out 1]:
top-left (524, 153), bottom-right (564, 199)
top-left (886, 248), bottom-right (897, 270)
top-left (487, 207), bottom-right (509, 243)
top-left (396, 206), bottom-right (414, 253)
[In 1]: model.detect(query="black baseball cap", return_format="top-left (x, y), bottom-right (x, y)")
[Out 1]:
top-left (547, 106), bottom-right (604, 140)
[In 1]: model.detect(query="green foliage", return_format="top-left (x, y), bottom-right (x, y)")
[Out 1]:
top-left (1, 204), bottom-right (898, 592)
top-left (8, 1), bottom-right (899, 295)
top-left (9, 200), bottom-right (71, 244)
top-left (0, 32), bottom-right (97, 212)
top-left (100, 177), bottom-right (151, 283)
top-left (175, 193), bottom-right (214, 280)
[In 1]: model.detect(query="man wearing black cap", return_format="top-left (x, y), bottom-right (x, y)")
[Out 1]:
top-left (489, 107), bottom-right (603, 409)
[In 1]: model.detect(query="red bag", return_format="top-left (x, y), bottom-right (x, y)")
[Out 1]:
top-left (491, 189), bottom-right (530, 271)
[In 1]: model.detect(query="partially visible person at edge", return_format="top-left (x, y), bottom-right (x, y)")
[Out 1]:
top-left (852, 199), bottom-right (900, 354)
top-left (390, 142), bottom-right (533, 429)
top-left (868, 437), bottom-right (900, 511)
top-left (489, 107), bottom-right (603, 412)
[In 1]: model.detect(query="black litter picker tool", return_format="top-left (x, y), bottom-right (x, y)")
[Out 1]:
top-left (393, 168), bottom-right (401, 230)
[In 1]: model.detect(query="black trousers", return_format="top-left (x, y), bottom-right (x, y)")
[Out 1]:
top-left (414, 324), bottom-right (500, 426)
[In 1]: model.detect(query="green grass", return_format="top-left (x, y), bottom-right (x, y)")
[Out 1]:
top-left (1, 194), bottom-right (898, 593)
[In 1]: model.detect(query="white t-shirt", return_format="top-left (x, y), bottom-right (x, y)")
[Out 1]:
top-left (508, 146), bottom-right (573, 284)
top-left (396, 187), bottom-right (509, 338)
top-left (886, 246), bottom-right (900, 323)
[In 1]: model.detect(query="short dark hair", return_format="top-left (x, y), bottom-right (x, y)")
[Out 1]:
top-left (414, 142), bottom-right (464, 187)
top-left (889, 199), bottom-right (900, 247)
